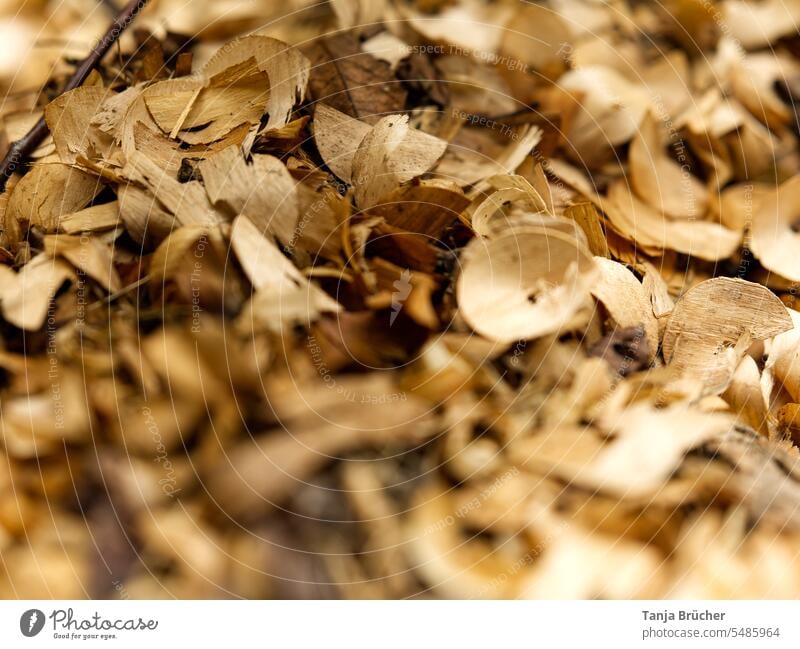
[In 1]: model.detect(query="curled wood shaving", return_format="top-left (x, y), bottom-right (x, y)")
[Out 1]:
top-left (457, 227), bottom-right (597, 344)
top-left (663, 278), bottom-right (792, 392)
top-left (590, 257), bottom-right (658, 361)
top-left (604, 179), bottom-right (741, 261)
top-left (351, 114), bottom-right (447, 208)
top-left (7, 163), bottom-right (101, 233)
top-left (203, 35), bottom-right (310, 132)
top-left (630, 114), bottom-right (709, 220)
top-left (1, 255), bottom-right (74, 330)
top-left (200, 146), bottom-right (298, 246)
top-left (751, 177), bottom-right (800, 282)
top-left (313, 104), bottom-right (372, 183)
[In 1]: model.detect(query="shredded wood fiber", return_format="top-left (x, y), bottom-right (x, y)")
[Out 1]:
top-left (2, 0), bottom-right (800, 599)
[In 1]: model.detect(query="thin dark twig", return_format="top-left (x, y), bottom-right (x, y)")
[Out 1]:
top-left (86, 274), bottom-right (150, 312)
top-left (0, 0), bottom-right (150, 192)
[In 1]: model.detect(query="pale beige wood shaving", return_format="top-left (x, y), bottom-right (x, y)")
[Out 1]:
top-left (91, 84), bottom-right (143, 137)
top-left (577, 403), bottom-right (735, 496)
top-left (722, 0), bottom-right (800, 49)
top-left (729, 53), bottom-right (796, 130)
top-left (401, 2), bottom-right (514, 53)
top-left (722, 355), bottom-right (769, 435)
top-left (44, 85), bottom-right (111, 164)
top-left (199, 146), bottom-right (298, 246)
top-left (117, 184), bottom-right (174, 245)
top-left (557, 66), bottom-right (651, 164)
top-left (2, 371), bottom-right (90, 458)
top-left (313, 103), bottom-right (372, 183)
top-left (1, 255), bottom-right (74, 330)
top-left (470, 174), bottom-right (549, 237)
top-left (6, 163), bottom-right (101, 233)
top-left (352, 114), bottom-right (447, 208)
top-left (590, 257), bottom-right (658, 360)
top-left (520, 531), bottom-right (663, 598)
top-left (604, 179), bottom-right (740, 260)
top-left (43, 234), bottom-right (121, 292)
top-left (404, 481), bottom-right (524, 599)
top-left (663, 277), bottom-right (792, 392)
top-left (143, 62), bottom-right (268, 138)
top-left (332, 0), bottom-right (389, 31)
top-left (434, 125), bottom-right (542, 187)
top-left (637, 260), bottom-right (675, 320)
top-left (202, 35), bottom-right (310, 131)
top-left (122, 150), bottom-right (222, 227)
top-left (751, 176), bottom-right (800, 282)
top-left (717, 182), bottom-right (772, 231)
top-left (457, 227), bottom-right (597, 344)
top-left (149, 225), bottom-right (210, 287)
top-left (360, 31), bottom-right (410, 69)
top-left (501, 2), bottom-right (573, 73)
top-left (60, 201), bottom-right (120, 234)
top-left (230, 215), bottom-right (305, 292)
top-left (629, 114), bottom-right (709, 220)
top-left (765, 308), bottom-right (800, 403)
top-left (230, 215), bottom-right (341, 327)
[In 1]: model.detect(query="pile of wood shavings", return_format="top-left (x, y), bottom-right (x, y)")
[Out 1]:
top-left (2, 0), bottom-right (800, 598)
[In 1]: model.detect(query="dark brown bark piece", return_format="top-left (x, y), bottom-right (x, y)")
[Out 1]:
top-left (367, 222), bottom-right (441, 274)
top-left (303, 32), bottom-right (406, 123)
top-left (367, 183), bottom-right (470, 239)
top-left (396, 53), bottom-right (450, 108)
top-left (588, 324), bottom-right (649, 377)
